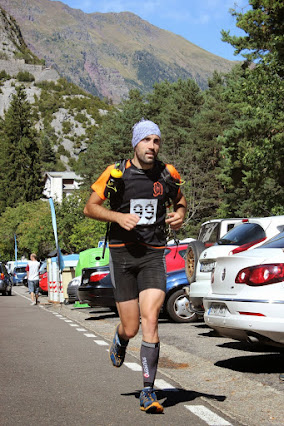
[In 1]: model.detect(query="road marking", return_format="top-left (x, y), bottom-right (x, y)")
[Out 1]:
top-left (94, 340), bottom-right (108, 346)
top-left (185, 405), bottom-right (232, 425)
top-left (84, 333), bottom-right (97, 338)
top-left (155, 379), bottom-right (177, 390)
top-left (64, 320), bottom-right (73, 323)
top-left (69, 323), bottom-right (78, 327)
top-left (124, 362), bottom-right (142, 372)
top-left (12, 289), bottom-right (30, 301)
top-left (76, 328), bottom-right (87, 332)
top-left (59, 317), bottom-right (67, 320)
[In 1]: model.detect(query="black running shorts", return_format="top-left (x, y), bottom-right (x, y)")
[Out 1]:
top-left (109, 244), bottom-right (166, 302)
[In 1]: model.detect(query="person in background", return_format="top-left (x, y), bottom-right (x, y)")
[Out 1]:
top-left (84, 119), bottom-right (187, 413)
top-left (26, 253), bottom-right (40, 305)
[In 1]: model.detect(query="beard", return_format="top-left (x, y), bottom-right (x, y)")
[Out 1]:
top-left (136, 150), bottom-right (157, 166)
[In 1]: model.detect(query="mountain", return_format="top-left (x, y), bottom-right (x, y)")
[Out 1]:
top-left (0, 0), bottom-right (237, 103)
top-left (0, 6), bottom-right (111, 171)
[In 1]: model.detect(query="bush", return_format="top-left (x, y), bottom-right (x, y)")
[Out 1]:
top-left (16, 71), bottom-right (35, 82)
top-left (0, 70), bottom-right (11, 80)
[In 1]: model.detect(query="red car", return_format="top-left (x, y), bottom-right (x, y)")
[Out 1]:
top-left (165, 244), bottom-right (188, 272)
top-left (39, 261), bottom-right (48, 293)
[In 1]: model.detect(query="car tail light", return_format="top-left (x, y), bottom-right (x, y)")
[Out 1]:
top-left (0, 273), bottom-right (4, 279)
top-left (205, 242), bottom-right (214, 248)
top-left (235, 263), bottom-right (284, 286)
top-left (89, 272), bottom-right (108, 282)
top-left (229, 237), bottom-right (266, 255)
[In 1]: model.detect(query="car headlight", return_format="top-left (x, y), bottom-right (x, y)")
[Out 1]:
top-left (69, 277), bottom-right (81, 287)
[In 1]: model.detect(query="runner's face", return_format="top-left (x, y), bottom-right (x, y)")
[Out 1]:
top-left (134, 134), bottom-right (161, 167)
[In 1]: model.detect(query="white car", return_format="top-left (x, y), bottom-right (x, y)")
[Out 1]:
top-left (189, 216), bottom-right (284, 313)
top-left (203, 231), bottom-right (284, 348)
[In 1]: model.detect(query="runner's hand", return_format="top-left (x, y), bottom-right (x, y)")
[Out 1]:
top-left (165, 212), bottom-right (183, 231)
top-left (117, 213), bottom-right (140, 231)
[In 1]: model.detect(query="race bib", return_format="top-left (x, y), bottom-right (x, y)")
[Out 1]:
top-left (130, 199), bottom-right (158, 225)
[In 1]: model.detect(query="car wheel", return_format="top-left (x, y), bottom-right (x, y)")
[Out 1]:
top-left (2, 291), bottom-right (7, 296)
top-left (185, 241), bottom-right (205, 284)
top-left (166, 289), bottom-right (198, 323)
top-left (7, 289), bottom-right (12, 296)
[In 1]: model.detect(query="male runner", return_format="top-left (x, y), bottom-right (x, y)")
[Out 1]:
top-left (84, 119), bottom-right (187, 413)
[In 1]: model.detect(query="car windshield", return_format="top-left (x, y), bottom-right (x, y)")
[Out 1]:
top-left (216, 223), bottom-right (265, 246)
top-left (15, 267), bottom-right (26, 273)
top-left (256, 231), bottom-right (284, 249)
top-left (198, 222), bottom-right (220, 244)
top-left (39, 262), bottom-right (47, 273)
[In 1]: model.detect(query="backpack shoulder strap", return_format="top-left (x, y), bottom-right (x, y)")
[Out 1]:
top-left (114, 159), bottom-right (128, 175)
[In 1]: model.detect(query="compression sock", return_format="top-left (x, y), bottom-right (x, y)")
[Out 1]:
top-left (140, 341), bottom-right (160, 388)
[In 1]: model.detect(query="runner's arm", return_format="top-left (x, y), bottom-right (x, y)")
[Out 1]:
top-left (84, 191), bottom-right (140, 231)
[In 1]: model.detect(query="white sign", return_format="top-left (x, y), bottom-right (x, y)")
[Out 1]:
top-left (130, 199), bottom-right (158, 225)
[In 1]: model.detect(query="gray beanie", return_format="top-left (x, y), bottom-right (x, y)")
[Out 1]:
top-left (132, 119), bottom-right (161, 148)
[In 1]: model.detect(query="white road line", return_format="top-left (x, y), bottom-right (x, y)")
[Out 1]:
top-left (69, 323), bottom-right (78, 327)
top-left (84, 333), bottom-right (96, 338)
top-left (94, 340), bottom-right (108, 346)
top-left (64, 320), bottom-right (73, 323)
top-left (76, 328), bottom-right (87, 332)
top-left (155, 379), bottom-right (177, 390)
top-left (59, 317), bottom-right (67, 320)
top-left (12, 289), bottom-right (30, 301)
top-left (124, 362), bottom-right (142, 372)
top-left (185, 405), bottom-right (232, 426)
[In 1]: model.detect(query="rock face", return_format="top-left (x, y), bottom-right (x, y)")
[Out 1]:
top-left (0, 6), bottom-right (59, 81)
top-left (0, 0), bottom-right (238, 103)
top-left (0, 5), bottom-right (109, 171)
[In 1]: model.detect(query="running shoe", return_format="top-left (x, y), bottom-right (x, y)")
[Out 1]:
top-left (139, 388), bottom-right (164, 413)
top-left (109, 325), bottom-right (128, 367)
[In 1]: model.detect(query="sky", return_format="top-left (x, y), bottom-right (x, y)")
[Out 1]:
top-left (51, 0), bottom-right (250, 61)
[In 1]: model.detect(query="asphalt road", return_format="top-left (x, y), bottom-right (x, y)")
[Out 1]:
top-left (1, 286), bottom-right (283, 426)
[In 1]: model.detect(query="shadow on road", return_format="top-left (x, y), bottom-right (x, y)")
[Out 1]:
top-left (218, 341), bottom-right (283, 353)
top-left (215, 353), bottom-right (284, 374)
top-left (84, 309), bottom-right (118, 321)
top-left (122, 388), bottom-right (226, 408)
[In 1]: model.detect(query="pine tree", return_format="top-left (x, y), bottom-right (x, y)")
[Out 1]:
top-left (0, 85), bottom-right (44, 212)
top-left (221, 0), bottom-right (284, 77)
top-left (218, 0), bottom-right (284, 216)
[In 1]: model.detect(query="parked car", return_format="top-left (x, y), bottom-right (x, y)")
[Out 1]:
top-left (189, 215), bottom-right (284, 314)
top-left (67, 275), bottom-right (82, 303)
top-left (39, 261), bottom-right (48, 293)
top-left (164, 243), bottom-right (190, 272)
top-left (78, 266), bottom-right (199, 323)
top-left (203, 231), bottom-right (284, 348)
top-left (65, 247), bottom-right (110, 303)
top-left (184, 218), bottom-right (244, 284)
top-left (13, 263), bottom-right (28, 285)
top-left (0, 262), bottom-right (12, 295)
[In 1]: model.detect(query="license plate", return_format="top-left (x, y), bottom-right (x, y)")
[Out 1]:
top-left (200, 261), bottom-right (215, 272)
top-left (208, 303), bottom-right (228, 316)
